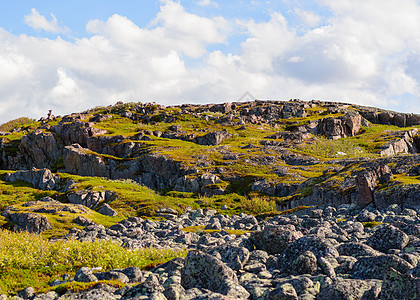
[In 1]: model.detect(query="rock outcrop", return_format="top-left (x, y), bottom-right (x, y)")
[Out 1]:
top-left (5, 168), bottom-right (60, 190)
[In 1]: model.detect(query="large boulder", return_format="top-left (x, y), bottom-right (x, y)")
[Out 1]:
top-left (366, 224), bottom-right (409, 252)
top-left (194, 130), bottom-right (232, 146)
top-left (381, 268), bottom-right (420, 300)
top-left (352, 255), bottom-right (413, 279)
top-left (278, 236), bottom-right (339, 275)
top-left (355, 164), bottom-right (392, 208)
top-left (67, 190), bottom-right (113, 209)
top-left (317, 279), bottom-right (380, 300)
top-left (314, 111), bottom-right (363, 139)
top-left (7, 212), bottom-right (52, 234)
top-left (250, 225), bottom-right (303, 255)
top-left (6, 168), bottom-right (59, 191)
top-left (181, 250), bottom-right (250, 299)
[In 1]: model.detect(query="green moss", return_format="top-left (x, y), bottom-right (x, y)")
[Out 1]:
top-left (54, 280), bottom-right (125, 294)
top-left (362, 221), bottom-right (382, 228)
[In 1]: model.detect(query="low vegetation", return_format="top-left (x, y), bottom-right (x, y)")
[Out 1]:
top-left (0, 229), bottom-right (186, 295)
top-left (0, 117), bottom-right (37, 132)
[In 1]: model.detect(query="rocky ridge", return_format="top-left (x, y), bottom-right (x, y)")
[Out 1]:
top-left (1, 99), bottom-right (419, 211)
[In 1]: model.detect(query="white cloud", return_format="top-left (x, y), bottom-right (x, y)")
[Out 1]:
top-left (1, 0), bottom-right (420, 124)
top-left (294, 9), bottom-right (321, 27)
top-left (24, 8), bottom-right (68, 33)
top-left (195, 0), bottom-right (218, 7)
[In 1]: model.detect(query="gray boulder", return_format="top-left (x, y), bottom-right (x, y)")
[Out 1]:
top-left (97, 203), bottom-right (118, 216)
top-left (316, 279), bottom-right (380, 300)
top-left (352, 254), bottom-right (413, 279)
top-left (8, 212), bottom-right (52, 234)
top-left (366, 224), bottom-right (409, 252)
top-left (250, 225), bottom-right (303, 255)
top-left (336, 242), bottom-right (382, 258)
top-left (381, 268), bottom-right (420, 300)
top-left (194, 130), bottom-right (232, 146)
top-left (74, 267), bottom-right (98, 283)
top-left (6, 168), bottom-right (59, 191)
top-left (181, 250), bottom-right (250, 299)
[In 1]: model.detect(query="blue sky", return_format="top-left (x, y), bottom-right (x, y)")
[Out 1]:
top-left (0, 0), bottom-right (419, 123)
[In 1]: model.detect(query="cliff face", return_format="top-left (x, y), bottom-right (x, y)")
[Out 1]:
top-left (0, 99), bottom-right (419, 210)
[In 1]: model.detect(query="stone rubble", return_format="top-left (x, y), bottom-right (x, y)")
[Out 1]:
top-left (7, 204), bottom-right (420, 299)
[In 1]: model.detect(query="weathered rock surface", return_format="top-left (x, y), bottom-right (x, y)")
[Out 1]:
top-left (5, 212), bottom-right (52, 234)
top-left (6, 168), bottom-right (60, 190)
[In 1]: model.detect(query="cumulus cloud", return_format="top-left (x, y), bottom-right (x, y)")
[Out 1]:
top-left (24, 8), bottom-right (68, 33)
top-left (195, 0), bottom-right (218, 7)
top-left (294, 9), bottom-right (321, 27)
top-left (0, 0), bottom-right (420, 124)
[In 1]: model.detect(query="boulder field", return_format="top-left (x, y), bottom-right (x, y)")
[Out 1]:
top-left (4, 203), bottom-right (420, 299)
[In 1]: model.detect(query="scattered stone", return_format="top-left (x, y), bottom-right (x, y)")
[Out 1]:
top-left (97, 203), bottom-right (118, 216)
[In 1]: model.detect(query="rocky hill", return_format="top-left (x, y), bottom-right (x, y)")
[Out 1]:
top-left (0, 99), bottom-right (420, 299)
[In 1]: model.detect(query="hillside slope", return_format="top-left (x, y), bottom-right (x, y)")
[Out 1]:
top-left (1, 99), bottom-right (419, 216)
top-left (1, 99), bottom-right (420, 297)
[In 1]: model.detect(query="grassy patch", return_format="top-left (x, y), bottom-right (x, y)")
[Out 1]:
top-left (240, 195), bottom-right (276, 214)
top-left (0, 172), bottom-right (58, 211)
top-left (54, 280), bottom-right (125, 294)
top-left (0, 117), bottom-right (37, 132)
top-left (0, 229), bottom-right (186, 295)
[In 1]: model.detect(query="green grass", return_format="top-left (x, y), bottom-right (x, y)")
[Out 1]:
top-left (0, 171), bottom-right (58, 211)
top-left (240, 195), bottom-right (277, 214)
top-left (54, 280), bottom-right (125, 294)
top-left (0, 229), bottom-right (187, 295)
top-left (0, 117), bottom-right (37, 132)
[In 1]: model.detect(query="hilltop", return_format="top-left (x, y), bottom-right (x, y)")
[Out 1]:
top-left (0, 99), bottom-right (420, 298)
top-left (1, 99), bottom-right (419, 221)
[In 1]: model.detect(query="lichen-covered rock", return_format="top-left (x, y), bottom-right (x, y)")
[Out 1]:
top-left (265, 283), bottom-right (298, 300)
top-left (352, 254), bottom-right (413, 279)
top-left (366, 224), bottom-right (409, 252)
top-left (7, 212), bottom-right (52, 234)
top-left (97, 203), bottom-right (118, 216)
top-left (336, 242), bottom-right (382, 258)
top-left (74, 267), bottom-right (98, 283)
top-left (181, 250), bottom-right (249, 298)
top-left (208, 244), bottom-right (250, 271)
top-left (381, 268), bottom-right (420, 300)
top-left (290, 251), bottom-right (318, 275)
top-left (194, 130), bottom-right (232, 146)
top-left (95, 271), bottom-right (130, 284)
top-left (316, 278), bottom-right (380, 300)
top-left (250, 225), bottom-right (303, 255)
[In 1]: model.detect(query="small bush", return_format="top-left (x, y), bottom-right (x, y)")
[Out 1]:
top-left (241, 195), bottom-right (276, 214)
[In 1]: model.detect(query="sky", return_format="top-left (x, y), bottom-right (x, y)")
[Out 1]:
top-left (0, 0), bottom-right (420, 124)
